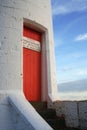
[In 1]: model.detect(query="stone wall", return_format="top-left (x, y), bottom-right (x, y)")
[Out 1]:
top-left (78, 101), bottom-right (87, 129)
top-left (52, 100), bottom-right (87, 129)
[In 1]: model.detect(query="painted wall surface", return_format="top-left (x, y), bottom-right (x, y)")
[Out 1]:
top-left (0, 94), bottom-right (53, 130)
top-left (8, 94), bottom-right (53, 130)
top-left (54, 101), bottom-right (79, 128)
top-left (0, 1), bottom-right (58, 129)
top-left (0, 0), bottom-right (58, 101)
top-left (53, 100), bottom-right (87, 129)
top-left (78, 101), bottom-right (87, 129)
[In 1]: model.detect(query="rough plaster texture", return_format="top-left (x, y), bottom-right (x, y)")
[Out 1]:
top-left (8, 93), bottom-right (53, 130)
top-left (0, 96), bottom-right (16, 130)
top-left (52, 100), bottom-right (87, 129)
top-left (54, 101), bottom-right (79, 128)
top-left (0, 1), bottom-right (58, 129)
top-left (0, 0), bottom-right (58, 101)
top-left (78, 101), bottom-right (87, 129)
top-left (0, 93), bottom-right (53, 130)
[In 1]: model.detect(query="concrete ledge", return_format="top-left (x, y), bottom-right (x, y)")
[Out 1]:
top-left (8, 93), bottom-right (53, 130)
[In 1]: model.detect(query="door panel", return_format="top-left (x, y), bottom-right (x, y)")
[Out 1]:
top-left (23, 26), bottom-right (41, 42)
top-left (23, 27), bottom-right (41, 101)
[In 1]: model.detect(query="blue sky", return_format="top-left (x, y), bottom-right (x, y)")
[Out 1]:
top-left (51, 0), bottom-right (87, 84)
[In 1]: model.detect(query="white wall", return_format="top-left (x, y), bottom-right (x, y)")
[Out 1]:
top-left (54, 101), bottom-right (79, 128)
top-left (0, 0), bottom-right (58, 101)
top-left (53, 100), bottom-right (87, 129)
top-left (8, 94), bottom-right (53, 130)
top-left (78, 101), bottom-right (87, 129)
top-left (0, 93), bottom-right (53, 130)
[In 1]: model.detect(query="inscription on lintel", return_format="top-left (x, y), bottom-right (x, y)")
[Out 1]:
top-left (23, 37), bottom-right (41, 52)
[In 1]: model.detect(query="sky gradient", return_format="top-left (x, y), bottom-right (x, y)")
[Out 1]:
top-left (51, 0), bottom-right (87, 84)
top-left (51, 0), bottom-right (87, 100)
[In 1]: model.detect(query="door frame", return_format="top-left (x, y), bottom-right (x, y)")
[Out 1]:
top-left (22, 18), bottom-right (48, 101)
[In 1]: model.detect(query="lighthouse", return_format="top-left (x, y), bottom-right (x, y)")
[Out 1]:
top-left (0, 0), bottom-right (58, 129)
top-left (0, 0), bottom-right (58, 102)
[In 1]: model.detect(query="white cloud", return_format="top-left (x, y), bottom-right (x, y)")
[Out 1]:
top-left (52, 5), bottom-right (68, 15)
top-left (75, 33), bottom-right (87, 41)
top-left (59, 91), bottom-right (87, 100)
top-left (51, 0), bottom-right (87, 16)
top-left (77, 70), bottom-right (87, 75)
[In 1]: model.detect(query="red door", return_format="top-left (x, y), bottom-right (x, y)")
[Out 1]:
top-left (23, 27), bottom-right (41, 101)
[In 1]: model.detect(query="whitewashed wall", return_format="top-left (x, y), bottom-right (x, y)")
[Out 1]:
top-left (0, 0), bottom-right (58, 101)
top-left (53, 100), bottom-right (87, 129)
top-left (78, 101), bottom-right (87, 129)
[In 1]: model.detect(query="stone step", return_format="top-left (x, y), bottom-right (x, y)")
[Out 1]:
top-left (30, 101), bottom-right (66, 129)
top-left (40, 111), bottom-right (65, 129)
top-left (37, 108), bottom-right (65, 129)
top-left (38, 108), bottom-right (56, 119)
top-left (30, 101), bottom-right (47, 111)
top-left (46, 117), bottom-right (65, 129)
